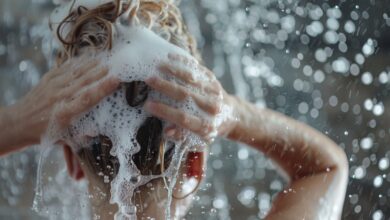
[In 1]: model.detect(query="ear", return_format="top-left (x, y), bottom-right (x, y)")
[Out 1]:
top-left (185, 151), bottom-right (204, 182)
top-left (63, 145), bottom-right (85, 181)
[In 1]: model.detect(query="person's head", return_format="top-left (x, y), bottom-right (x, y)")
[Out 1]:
top-left (54, 0), bottom-right (206, 219)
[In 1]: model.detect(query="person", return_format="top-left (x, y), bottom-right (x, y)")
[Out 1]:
top-left (0, 0), bottom-right (348, 219)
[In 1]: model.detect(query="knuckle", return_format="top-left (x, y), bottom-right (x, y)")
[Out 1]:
top-left (154, 77), bottom-right (163, 87)
top-left (103, 79), bottom-right (118, 93)
top-left (187, 73), bottom-right (195, 82)
top-left (201, 121), bottom-right (213, 136)
top-left (177, 87), bottom-right (189, 100)
top-left (57, 89), bottom-right (69, 99)
top-left (194, 81), bottom-right (202, 88)
top-left (55, 111), bottom-right (69, 127)
top-left (100, 80), bottom-right (111, 92)
top-left (178, 113), bottom-right (190, 126)
top-left (80, 93), bottom-right (92, 106)
top-left (209, 102), bottom-right (222, 115)
top-left (216, 90), bottom-right (224, 99)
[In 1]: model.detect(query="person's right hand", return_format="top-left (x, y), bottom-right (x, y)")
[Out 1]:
top-left (144, 53), bottom-right (237, 144)
top-left (2, 56), bottom-right (120, 152)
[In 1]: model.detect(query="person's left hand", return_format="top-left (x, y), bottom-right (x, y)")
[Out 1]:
top-left (9, 57), bottom-right (120, 145)
top-left (144, 53), bottom-right (237, 143)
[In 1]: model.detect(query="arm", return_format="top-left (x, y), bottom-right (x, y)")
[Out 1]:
top-left (228, 96), bottom-right (348, 220)
top-left (144, 53), bottom-right (348, 219)
top-left (0, 57), bottom-right (120, 156)
top-left (0, 105), bottom-right (23, 154)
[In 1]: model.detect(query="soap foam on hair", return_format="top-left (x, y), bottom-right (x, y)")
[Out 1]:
top-left (36, 1), bottom-right (234, 219)
top-left (36, 10), bottom-right (217, 220)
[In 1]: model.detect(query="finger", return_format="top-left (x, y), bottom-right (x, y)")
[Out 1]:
top-left (66, 66), bottom-right (109, 91)
top-left (58, 66), bottom-right (109, 99)
top-left (157, 65), bottom-right (219, 96)
top-left (164, 124), bottom-right (186, 140)
top-left (146, 77), bottom-right (221, 114)
top-left (42, 61), bottom-right (74, 82)
top-left (164, 126), bottom-right (177, 137)
top-left (69, 60), bottom-right (99, 80)
top-left (168, 53), bottom-right (216, 80)
top-left (191, 93), bottom-right (222, 115)
top-left (168, 53), bottom-right (198, 67)
top-left (145, 76), bottom-right (189, 101)
top-left (164, 126), bottom-right (186, 141)
top-left (159, 64), bottom-right (200, 87)
top-left (55, 60), bottom-right (99, 85)
top-left (71, 76), bottom-right (120, 111)
top-left (198, 65), bottom-right (215, 79)
top-left (56, 77), bottom-right (120, 126)
top-left (144, 101), bottom-right (213, 137)
top-left (167, 53), bottom-right (215, 80)
top-left (49, 55), bottom-right (95, 80)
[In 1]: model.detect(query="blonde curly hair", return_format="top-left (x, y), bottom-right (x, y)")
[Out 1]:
top-left (54, 0), bottom-right (200, 65)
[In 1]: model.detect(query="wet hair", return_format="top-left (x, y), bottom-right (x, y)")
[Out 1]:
top-left (54, 0), bottom-right (200, 65)
top-left (54, 0), bottom-right (202, 199)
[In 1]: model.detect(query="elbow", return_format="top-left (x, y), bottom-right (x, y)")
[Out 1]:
top-left (328, 147), bottom-right (349, 219)
top-left (337, 149), bottom-right (349, 194)
top-left (333, 147), bottom-right (349, 179)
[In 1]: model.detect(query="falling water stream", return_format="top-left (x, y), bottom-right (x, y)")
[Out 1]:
top-left (0, 0), bottom-right (390, 219)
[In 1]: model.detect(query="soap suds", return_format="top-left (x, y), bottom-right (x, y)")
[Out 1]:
top-left (34, 1), bottom-right (232, 219)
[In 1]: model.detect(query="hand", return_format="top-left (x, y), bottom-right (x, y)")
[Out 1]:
top-left (144, 53), bottom-right (237, 143)
top-left (7, 56), bottom-right (120, 146)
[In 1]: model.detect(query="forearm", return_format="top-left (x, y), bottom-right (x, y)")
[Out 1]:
top-left (0, 104), bottom-right (35, 156)
top-left (227, 96), bottom-right (348, 219)
top-left (265, 169), bottom-right (347, 220)
top-left (227, 95), bottom-right (347, 180)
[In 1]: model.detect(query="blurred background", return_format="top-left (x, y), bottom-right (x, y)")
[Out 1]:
top-left (0, 0), bottom-right (389, 219)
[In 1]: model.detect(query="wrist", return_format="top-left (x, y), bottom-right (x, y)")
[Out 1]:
top-left (225, 95), bottom-right (248, 141)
